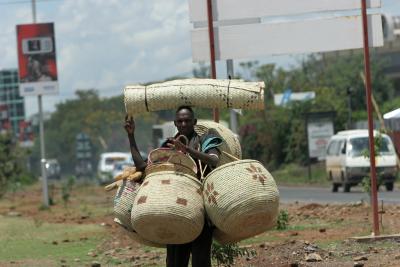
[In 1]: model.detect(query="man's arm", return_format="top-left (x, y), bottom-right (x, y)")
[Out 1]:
top-left (186, 146), bottom-right (220, 167)
top-left (170, 137), bottom-right (220, 167)
top-left (124, 116), bottom-right (147, 171)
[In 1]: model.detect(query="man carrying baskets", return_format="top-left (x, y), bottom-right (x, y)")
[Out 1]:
top-left (125, 105), bottom-right (223, 267)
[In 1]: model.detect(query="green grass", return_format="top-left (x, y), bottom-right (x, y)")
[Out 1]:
top-left (0, 216), bottom-right (107, 264)
top-left (272, 162), bottom-right (330, 186)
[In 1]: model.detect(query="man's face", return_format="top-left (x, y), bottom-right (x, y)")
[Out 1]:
top-left (174, 109), bottom-right (196, 137)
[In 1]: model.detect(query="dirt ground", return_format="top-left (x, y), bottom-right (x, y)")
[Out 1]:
top-left (1, 182), bottom-right (400, 267)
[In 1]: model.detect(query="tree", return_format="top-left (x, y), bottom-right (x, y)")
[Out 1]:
top-left (30, 90), bottom-right (157, 175)
top-left (238, 53), bottom-right (395, 168)
top-left (0, 133), bottom-right (32, 198)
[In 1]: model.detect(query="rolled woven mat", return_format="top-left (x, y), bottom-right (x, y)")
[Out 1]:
top-left (124, 78), bottom-right (264, 116)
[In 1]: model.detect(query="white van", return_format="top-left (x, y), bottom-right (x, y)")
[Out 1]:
top-left (326, 130), bottom-right (398, 192)
top-left (97, 152), bottom-right (132, 184)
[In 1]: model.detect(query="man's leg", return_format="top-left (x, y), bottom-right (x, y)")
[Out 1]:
top-left (191, 224), bottom-right (213, 267)
top-left (166, 244), bottom-right (191, 267)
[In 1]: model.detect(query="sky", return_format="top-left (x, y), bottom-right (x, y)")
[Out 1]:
top-left (0, 0), bottom-right (400, 117)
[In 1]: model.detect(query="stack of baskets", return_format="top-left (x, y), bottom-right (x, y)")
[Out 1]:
top-left (112, 121), bottom-right (279, 246)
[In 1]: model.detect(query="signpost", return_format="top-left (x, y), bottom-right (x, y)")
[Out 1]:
top-left (16, 0), bottom-right (59, 207)
top-left (189, 0), bottom-right (383, 236)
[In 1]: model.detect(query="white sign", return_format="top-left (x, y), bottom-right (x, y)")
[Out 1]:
top-left (274, 91), bottom-right (315, 106)
top-left (189, 0), bottom-right (383, 62)
top-left (307, 118), bottom-right (334, 159)
top-left (191, 14), bottom-right (383, 61)
top-left (189, 0), bottom-right (381, 23)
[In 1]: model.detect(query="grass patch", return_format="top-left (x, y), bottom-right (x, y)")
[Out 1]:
top-left (0, 216), bottom-right (107, 264)
top-left (272, 162), bottom-right (329, 186)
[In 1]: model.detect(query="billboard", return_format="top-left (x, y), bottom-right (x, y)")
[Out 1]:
top-left (307, 117), bottom-right (334, 160)
top-left (16, 23), bottom-right (58, 96)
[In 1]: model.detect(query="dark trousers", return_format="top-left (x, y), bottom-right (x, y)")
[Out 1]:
top-left (166, 223), bottom-right (213, 267)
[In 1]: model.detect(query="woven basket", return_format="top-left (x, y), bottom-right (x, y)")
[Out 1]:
top-left (131, 171), bottom-right (204, 244)
top-left (114, 218), bottom-right (164, 248)
top-left (114, 180), bottom-right (140, 230)
top-left (148, 148), bottom-right (197, 173)
top-left (203, 160), bottom-right (279, 242)
top-left (124, 78), bottom-right (264, 116)
top-left (145, 162), bottom-right (196, 177)
top-left (194, 120), bottom-right (242, 166)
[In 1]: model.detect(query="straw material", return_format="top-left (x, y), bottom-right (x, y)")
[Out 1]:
top-left (124, 79), bottom-right (264, 116)
top-left (131, 171), bottom-right (204, 244)
top-left (145, 162), bottom-right (196, 177)
top-left (194, 120), bottom-right (242, 166)
top-left (203, 160), bottom-right (279, 243)
top-left (148, 148), bottom-right (197, 174)
top-left (114, 218), bottom-right (164, 248)
top-left (114, 180), bottom-right (140, 230)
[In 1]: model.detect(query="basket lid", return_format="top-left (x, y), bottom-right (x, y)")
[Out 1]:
top-left (148, 148), bottom-right (197, 174)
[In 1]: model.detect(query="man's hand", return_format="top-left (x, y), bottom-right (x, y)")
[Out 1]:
top-left (166, 136), bottom-right (188, 153)
top-left (124, 115), bottom-right (135, 135)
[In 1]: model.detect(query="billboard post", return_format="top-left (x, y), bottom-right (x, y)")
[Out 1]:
top-left (16, 0), bottom-right (59, 207)
top-left (361, 0), bottom-right (380, 236)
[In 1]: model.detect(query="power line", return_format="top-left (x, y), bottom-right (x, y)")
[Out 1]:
top-left (0, 0), bottom-right (63, 5)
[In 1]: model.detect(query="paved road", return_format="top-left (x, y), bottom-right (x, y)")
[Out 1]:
top-left (279, 186), bottom-right (400, 204)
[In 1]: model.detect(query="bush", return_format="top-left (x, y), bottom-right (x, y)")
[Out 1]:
top-left (61, 176), bottom-right (76, 206)
top-left (0, 133), bottom-right (34, 198)
top-left (276, 209), bottom-right (289, 230)
top-left (211, 241), bottom-right (256, 266)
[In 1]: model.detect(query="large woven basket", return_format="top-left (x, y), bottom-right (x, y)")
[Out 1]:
top-left (148, 148), bottom-right (197, 173)
top-left (145, 162), bottom-right (196, 177)
top-left (203, 160), bottom-right (279, 243)
top-left (194, 120), bottom-right (242, 166)
top-left (114, 180), bottom-right (140, 230)
top-left (124, 78), bottom-right (264, 116)
top-left (131, 171), bottom-right (204, 244)
top-left (114, 218), bottom-right (164, 248)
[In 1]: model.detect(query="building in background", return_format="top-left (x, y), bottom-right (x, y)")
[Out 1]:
top-left (0, 69), bottom-right (25, 138)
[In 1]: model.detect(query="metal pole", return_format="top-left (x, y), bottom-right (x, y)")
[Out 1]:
top-left (305, 114), bottom-right (312, 180)
top-left (32, 0), bottom-right (49, 207)
top-left (226, 60), bottom-right (238, 133)
top-left (206, 0), bottom-right (219, 122)
top-left (38, 95), bottom-right (48, 206)
top-left (347, 88), bottom-right (352, 129)
top-left (361, 0), bottom-right (379, 236)
top-left (31, 0), bottom-right (36, 22)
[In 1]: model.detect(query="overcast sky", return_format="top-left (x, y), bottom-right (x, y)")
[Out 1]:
top-left (0, 0), bottom-right (400, 117)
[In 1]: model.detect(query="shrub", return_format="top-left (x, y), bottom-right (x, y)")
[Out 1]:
top-left (211, 241), bottom-right (256, 266)
top-left (276, 209), bottom-right (289, 230)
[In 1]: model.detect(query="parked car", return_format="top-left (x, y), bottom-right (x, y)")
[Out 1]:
top-left (97, 151), bottom-right (147, 184)
top-left (97, 152), bottom-right (131, 184)
top-left (45, 159), bottom-right (61, 180)
top-left (326, 130), bottom-right (398, 192)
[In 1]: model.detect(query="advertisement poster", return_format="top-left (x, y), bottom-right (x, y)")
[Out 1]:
top-left (16, 23), bottom-right (58, 96)
top-left (307, 118), bottom-right (334, 160)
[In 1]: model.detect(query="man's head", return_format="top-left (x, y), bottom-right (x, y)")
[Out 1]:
top-left (174, 106), bottom-right (197, 137)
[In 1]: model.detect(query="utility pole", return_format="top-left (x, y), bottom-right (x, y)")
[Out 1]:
top-left (31, 0), bottom-right (49, 207)
top-left (206, 0), bottom-right (219, 123)
top-left (226, 59), bottom-right (238, 134)
top-left (347, 87), bottom-right (352, 129)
